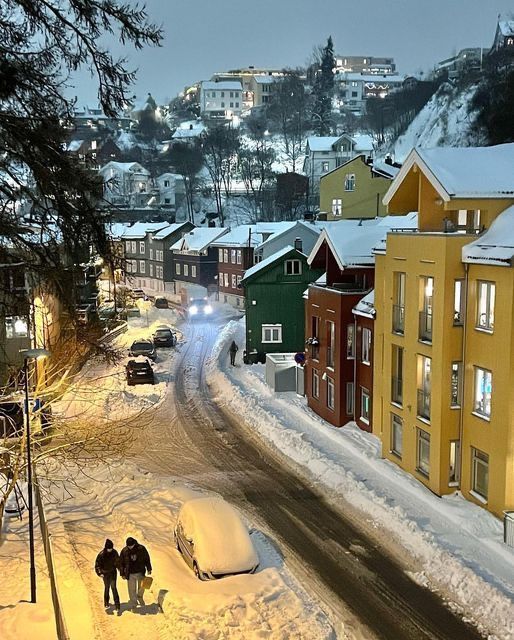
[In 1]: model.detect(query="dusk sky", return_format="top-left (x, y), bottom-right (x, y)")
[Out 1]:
top-left (72, 0), bottom-right (514, 106)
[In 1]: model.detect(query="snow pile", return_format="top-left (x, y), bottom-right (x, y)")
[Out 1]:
top-left (207, 319), bottom-right (514, 640)
top-left (391, 83), bottom-right (483, 163)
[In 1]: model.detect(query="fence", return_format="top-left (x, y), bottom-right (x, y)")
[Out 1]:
top-left (504, 511), bottom-right (514, 548)
top-left (35, 480), bottom-right (70, 640)
top-left (100, 321), bottom-right (128, 346)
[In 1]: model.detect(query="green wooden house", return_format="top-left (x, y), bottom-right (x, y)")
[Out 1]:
top-left (241, 246), bottom-right (323, 362)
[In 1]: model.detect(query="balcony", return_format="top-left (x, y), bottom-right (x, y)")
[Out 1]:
top-left (417, 388), bottom-right (431, 421)
top-left (391, 377), bottom-right (403, 405)
top-left (418, 310), bottom-right (433, 343)
top-left (392, 304), bottom-right (405, 334)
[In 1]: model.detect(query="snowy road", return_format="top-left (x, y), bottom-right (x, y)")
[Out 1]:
top-left (134, 316), bottom-right (486, 640)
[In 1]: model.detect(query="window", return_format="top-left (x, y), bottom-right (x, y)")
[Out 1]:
top-left (451, 362), bottom-right (462, 407)
top-left (139, 241), bottom-right (145, 254)
top-left (332, 198), bottom-right (342, 217)
top-left (262, 324), bottom-right (282, 343)
top-left (219, 271), bottom-right (224, 287)
top-left (351, 91), bottom-right (358, 98)
top-left (312, 369), bottom-right (320, 399)
top-left (347, 324), bottom-right (355, 358)
top-left (221, 102), bottom-right (225, 108)
top-left (149, 248), bottom-right (154, 260)
top-left (149, 264), bottom-right (153, 277)
top-left (221, 91), bottom-right (225, 97)
top-left (219, 248), bottom-right (224, 262)
top-left (327, 320), bottom-right (335, 368)
top-left (346, 382), bottom-right (354, 415)
top-left (327, 377), bottom-right (335, 410)
top-left (224, 273), bottom-right (229, 288)
top-left (471, 448), bottom-right (489, 500)
top-left (449, 440), bottom-right (460, 485)
top-left (230, 102), bottom-right (233, 108)
top-left (139, 260), bottom-right (145, 273)
top-left (231, 274), bottom-right (237, 288)
top-left (5, 316), bottom-right (29, 339)
top-left (285, 260), bottom-right (302, 275)
top-left (235, 102), bottom-right (239, 108)
top-left (391, 414), bottom-right (403, 458)
top-left (230, 91), bottom-right (233, 98)
top-left (321, 161), bottom-right (330, 172)
top-left (344, 173), bottom-right (355, 191)
top-left (191, 265), bottom-right (197, 278)
top-left (237, 250), bottom-right (242, 264)
top-left (391, 345), bottom-right (403, 405)
top-left (419, 276), bottom-right (433, 342)
top-left (362, 328), bottom-right (372, 364)
top-left (131, 241), bottom-right (137, 254)
top-left (474, 367), bottom-right (492, 418)
top-left (125, 241), bottom-right (131, 252)
top-left (476, 281), bottom-right (495, 331)
top-left (393, 272), bottom-right (406, 334)
top-left (360, 387), bottom-right (370, 423)
top-left (310, 316), bottom-right (320, 359)
top-left (417, 429), bottom-right (430, 477)
top-left (231, 249), bottom-right (236, 263)
top-left (236, 275), bottom-right (242, 287)
top-left (454, 279), bottom-right (464, 325)
top-left (175, 263), bottom-right (181, 275)
top-left (417, 355), bottom-right (431, 420)
top-left (224, 249), bottom-right (229, 263)
top-left (164, 180), bottom-right (170, 187)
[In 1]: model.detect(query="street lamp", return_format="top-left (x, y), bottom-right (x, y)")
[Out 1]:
top-left (19, 347), bottom-right (50, 604)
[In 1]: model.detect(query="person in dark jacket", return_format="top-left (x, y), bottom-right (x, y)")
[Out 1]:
top-left (228, 340), bottom-right (238, 366)
top-left (119, 537), bottom-right (152, 608)
top-left (94, 539), bottom-right (120, 611)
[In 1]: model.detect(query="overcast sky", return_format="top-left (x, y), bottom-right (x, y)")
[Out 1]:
top-left (72, 0), bottom-right (514, 106)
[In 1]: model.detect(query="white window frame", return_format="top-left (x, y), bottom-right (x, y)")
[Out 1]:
top-left (332, 198), bottom-right (342, 217)
top-left (347, 324), bottom-right (355, 359)
top-left (184, 264), bottom-right (189, 277)
top-left (237, 250), bottom-right (242, 264)
top-left (231, 274), bottom-right (236, 288)
top-left (224, 249), bottom-right (229, 263)
top-left (131, 241), bottom-right (136, 254)
top-left (262, 324), bottom-right (282, 344)
top-left (344, 173), bottom-right (355, 191)
top-left (139, 241), bottom-right (145, 254)
top-left (362, 327), bottom-right (372, 364)
top-left (231, 249), bottom-right (236, 263)
top-left (451, 362), bottom-right (462, 408)
top-left (191, 265), bottom-right (197, 278)
top-left (312, 369), bottom-right (320, 399)
top-left (149, 248), bottom-right (154, 260)
top-left (471, 448), bottom-right (489, 501)
top-left (175, 263), bottom-right (181, 275)
top-left (454, 279), bottom-right (464, 325)
top-left (139, 260), bottom-right (145, 273)
top-left (346, 382), bottom-right (354, 415)
top-left (236, 275), bottom-right (242, 287)
top-left (360, 387), bottom-right (370, 423)
top-left (417, 429), bottom-right (430, 477)
top-left (219, 248), bottom-right (224, 262)
top-left (473, 367), bottom-right (492, 418)
top-left (327, 377), bottom-right (335, 410)
top-left (391, 414), bottom-right (403, 458)
top-left (476, 281), bottom-right (495, 331)
top-left (224, 273), bottom-right (229, 288)
top-left (125, 240), bottom-right (131, 253)
top-left (285, 259), bottom-right (302, 275)
top-left (149, 264), bottom-right (153, 277)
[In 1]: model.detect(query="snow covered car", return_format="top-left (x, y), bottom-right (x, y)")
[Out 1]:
top-left (188, 298), bottom-right (213, 318)
top-left (125, 357), bottom-right (155, 386)
top-left (152, 325), bottom-right (176, 347)
top-left (128, 338), bottom-right (156, 361)
top-left (174, 496), bottom-right (259, 580)
top-left (154, 296), bottom-right (169, 309)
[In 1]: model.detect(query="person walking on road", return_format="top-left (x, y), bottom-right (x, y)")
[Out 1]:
top-left (95, 539), bottom-right (121, 611)
top-left (229, 340), bottom-right (239, 366)
top-left (119, 537), bottom-right (152, 609)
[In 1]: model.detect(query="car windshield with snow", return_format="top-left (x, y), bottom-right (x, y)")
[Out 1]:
top-left (188, 298), bottom-right (213, 318)
top-left (128, 339), bottom-right (156, 360)
top-left (174, 496), bottom-right (259, 580)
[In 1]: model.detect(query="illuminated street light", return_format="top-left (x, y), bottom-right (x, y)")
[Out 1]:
top-left (19, 347), bottom-right (50, 603)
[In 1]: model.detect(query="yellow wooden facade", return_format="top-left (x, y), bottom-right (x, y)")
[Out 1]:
top-left (373, 147), bottom-right (514, 517)
top-left (320, 155), bottom-right (392, 220)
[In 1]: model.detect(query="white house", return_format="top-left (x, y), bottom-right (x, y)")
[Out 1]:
top-left (98, 161), bottom-right (152, 208)
top-left (200, 81), bottom-right (243, 120)
top-left (335, 72), bottom-right (404, 115)
top-left (156, 173), bottom-right (185, 208)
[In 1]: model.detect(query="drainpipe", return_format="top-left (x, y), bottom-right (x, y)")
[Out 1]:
top-left (457, 263), bottom-right (469, 487)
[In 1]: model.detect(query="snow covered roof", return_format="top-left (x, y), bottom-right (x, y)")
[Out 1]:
top-left (172, 125), bottom-right (206, 139)
top-left (386, 144), bottom-right (514, 205)
top-left (243, 245), bottom-right (302, 281)
top-left (99, 161), bottom-right (149, 175)
top-left (352, 134), bottom-right (374, 152)
top-left (462, 205), bottom-right (514, 266)
top-left (152, 223), bottom-right (190, 240)
top-left (338, 72), bottom-right (404, 84)
top-left (201, 81), bottom-right (243, 91)
top-left (372, 159), bottom-right (401, 179)
top-left (210, 225), bottom-right (259, 247)
top-left (254, 76), bottom-right (276, 84)
top-left (170, 227), bottom-right (229, 252)
top-left (306, 136), bottom-right (342, 152)
top-left (66, 140), bottom-right (84, 152)
top-left (498, 17), bottom-right (514, 36)
top-left (118, 222), bottom-right (169, 240)
top-left (372, 212), bottom-right (419, 253)
top-left (255, 221), bottom-right (321, 251)
top-left (107, 223), bottom-right (131, 240)
top-left (353, 289), bottom-right (375, 319)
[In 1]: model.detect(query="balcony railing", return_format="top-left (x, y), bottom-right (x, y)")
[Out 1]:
top-left (392, 304), bottom-right (405, 334)
top-left (417, 388), bottom-right (431, 421)
top-left (391, 377), bottom-right (403, 405)
top-left (419, 310), bottom-right (433, 342)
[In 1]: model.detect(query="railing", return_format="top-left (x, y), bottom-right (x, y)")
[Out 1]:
top-left (391, 377), bottom-right (403, 405)
top-left (419, 310), bottom-right (433, 342)
top-left (100, 321), bottom-right (128, 346)
top-left (392, 304), bottom-right (405, 334)
top-left (417, 388), bottom-right (431, 420)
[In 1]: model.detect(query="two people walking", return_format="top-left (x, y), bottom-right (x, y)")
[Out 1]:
top-left (229, 340), bottom-right (238, 366)
top-left (95, 536), bottom-right (152, 613)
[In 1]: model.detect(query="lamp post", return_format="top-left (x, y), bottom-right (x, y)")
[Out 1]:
top-left (19, 347), bottom-right (50, 604)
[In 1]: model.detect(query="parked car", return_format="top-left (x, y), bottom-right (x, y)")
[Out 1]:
top-left (124, 306), bottom-right (141, 318)
top-left (152, 325), bottom-right (177, 347)
top-left (154, 296), bottom-right (169, 309)
top-left (174, 496), bottom-right (259, 580)
top-left (128, 338), bottom-right (156, 360)
top-left (131, 288), bottom-right (148, 300)
top-left (126, 357), bottom-right (155, 386)
top-left (188, 298), bottom-right (213, 318)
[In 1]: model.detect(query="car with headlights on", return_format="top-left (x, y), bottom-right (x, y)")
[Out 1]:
top-left (188, 298), bottom-right (213, 319)
top-left (128, 338), bottom-right (157, 361)
top-left (174, 496), bottom-right (259, 580)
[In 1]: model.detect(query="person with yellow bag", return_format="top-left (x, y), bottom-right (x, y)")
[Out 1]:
top-left (119, 537), bottom-right (152, 609)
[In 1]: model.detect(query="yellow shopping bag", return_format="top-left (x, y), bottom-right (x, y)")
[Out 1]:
top-left (141, 576), bottom-right (153, 590)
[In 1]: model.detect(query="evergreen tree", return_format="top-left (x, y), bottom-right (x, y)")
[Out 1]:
top-left (311, 36), bottom-right (335, 135)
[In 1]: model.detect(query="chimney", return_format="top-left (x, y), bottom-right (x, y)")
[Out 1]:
top-left (294, 237), bottom-right (303, 252)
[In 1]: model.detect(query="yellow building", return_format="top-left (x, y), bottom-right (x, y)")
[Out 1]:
top-left (373, 143), bottom-right (514, 517)
top-left (320, 155), bottom-right (399, 220)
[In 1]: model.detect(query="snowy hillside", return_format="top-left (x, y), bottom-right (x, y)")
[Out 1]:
top-left (391, 82), bottom-right (486, 163)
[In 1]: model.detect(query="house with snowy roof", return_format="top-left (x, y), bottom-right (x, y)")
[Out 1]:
top-left (170, 227), bottom-right (229, 294)
top-left (335, 72), bottom-right (404, 115)
top-left (373, 142), bottom-right (514, 517)
top-left (320, 154), bottom-right (400, 220)
top-left (171, 121), bottom-right (207, 145)
top-left (98, 161), bottom-right (152, 208)
top-left (200, 81), bottom-right (243, 120)
top-left (490, 14), bottom-right (514, 53)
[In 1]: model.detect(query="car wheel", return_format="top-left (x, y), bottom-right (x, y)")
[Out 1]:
top-left (193, 562), bottom-right (202, 580)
